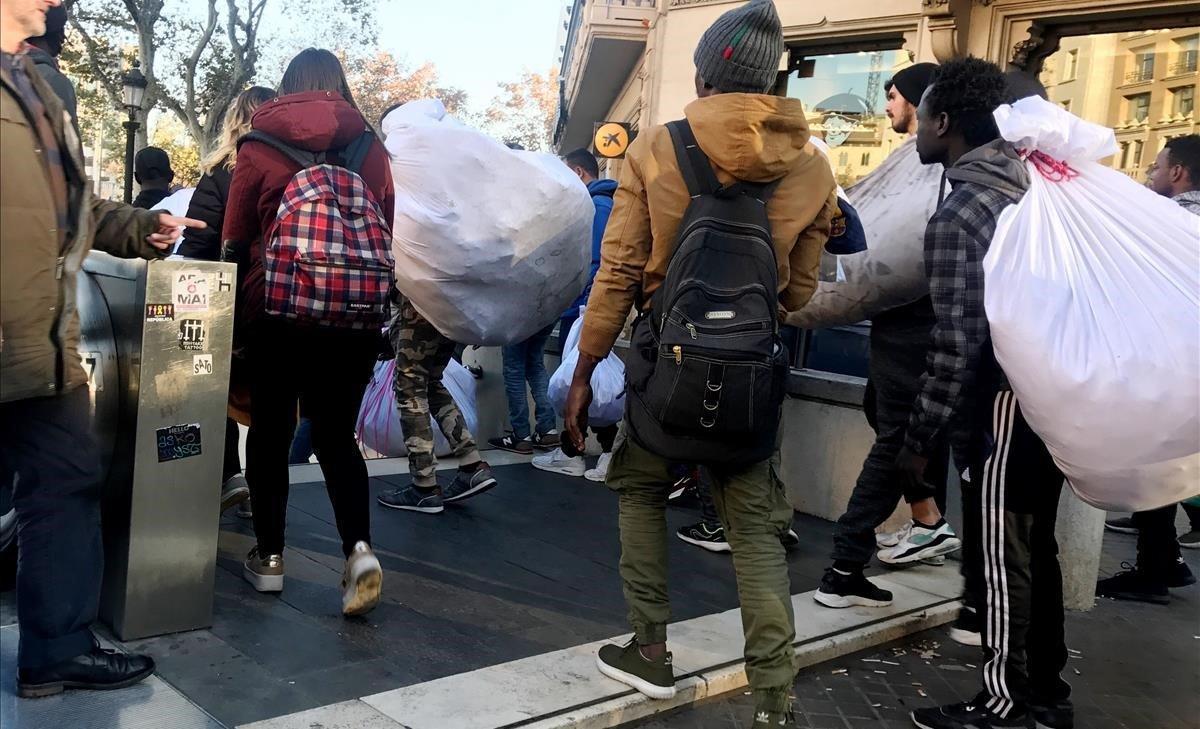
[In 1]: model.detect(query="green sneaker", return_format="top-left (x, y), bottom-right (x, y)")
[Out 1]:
top-left (752, 708), bottom-right (794, 726)
top-left (595, 638), bottom-right (676, 700)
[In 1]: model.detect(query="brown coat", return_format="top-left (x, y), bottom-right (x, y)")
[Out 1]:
top-left (578, 93), bottom-right (837, 359)
top-left (1, 54), bottom-right (162, 403)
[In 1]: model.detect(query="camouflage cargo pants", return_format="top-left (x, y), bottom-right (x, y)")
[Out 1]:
top-left (389, 297), bottom-right (481, 487)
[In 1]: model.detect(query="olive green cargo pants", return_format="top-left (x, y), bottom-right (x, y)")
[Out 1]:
top-left (606, 434), bottom-right (797, 711)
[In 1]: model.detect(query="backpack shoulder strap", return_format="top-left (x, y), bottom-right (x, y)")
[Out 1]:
top-left (340, 131), bottom-right (376, 176)
top-left (239, 130), bottom-right (319, 170)
top-left (666, 120), bottom-right (720, 198)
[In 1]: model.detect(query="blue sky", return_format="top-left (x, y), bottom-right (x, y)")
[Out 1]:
top-left (373, 0), bottom-right (565, 109)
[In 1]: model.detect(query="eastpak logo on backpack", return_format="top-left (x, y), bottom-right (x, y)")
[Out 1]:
top-left (624, 120), bottom-right (788, 466)
top-left (242, 130), bottom-right (394, 329)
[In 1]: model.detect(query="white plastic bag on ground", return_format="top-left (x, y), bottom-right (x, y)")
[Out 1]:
top-left (356, 357), bottom-right (479, 458)
top-left (549, 309), bottom-right (626, 427)
top-left (788, 137), bottom-right (947, 329)
top-left (383, 100), bottom-right (591, 346)
top-left (986, 96), bottom-right (1200, 512)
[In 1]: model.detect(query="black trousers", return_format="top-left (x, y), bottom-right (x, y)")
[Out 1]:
top-left (831, 307), bottom-right (948, 567)
top-left (0, 388), bottom-right (102, 669)
top-left (1133, 504), bottom-right (1184, 582)
top-left (970, 390), bottom-right (1070, 718)
top-left (247, 321), bottom-right (377, 558)
top-left (223, 417), bottom-right (241, 482)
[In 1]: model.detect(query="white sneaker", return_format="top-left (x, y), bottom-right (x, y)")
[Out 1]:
top-left (875, 522), bottom-right (912, 549)
top-left (532, 448), bottom-right (587, 477)
top-left (878, 521), bottom-right (961, 565)
top-left (342, 541), bottom-right (382, 617)
top-left (585, 452), bottom-right (613, 482)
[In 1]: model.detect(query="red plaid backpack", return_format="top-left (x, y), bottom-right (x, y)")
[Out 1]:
top-left (241, 130), bottom-right (394, 329)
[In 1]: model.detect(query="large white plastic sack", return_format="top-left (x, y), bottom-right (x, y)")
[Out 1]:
top-left (788, 137), bottom-right (947, 329)
top-left (356, 357), bottom-right (479, 458)
top-left (549, 309), bottom-right (626, 426)
top-left (986, 96), bottom-right (1200, 512)
top-left (383, 100), bottom-right (591, 346)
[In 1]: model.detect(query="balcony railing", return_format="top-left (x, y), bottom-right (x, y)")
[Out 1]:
top-left (1170, 51), bottom-right (1199, 75)
top-left (1125, 69), bottom-right (1154, 83)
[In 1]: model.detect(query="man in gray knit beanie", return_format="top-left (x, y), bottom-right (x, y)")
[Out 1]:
top-left (693, 0), bottom-right (784, 94)
top-left (566, 2), bottom-right (838, 726)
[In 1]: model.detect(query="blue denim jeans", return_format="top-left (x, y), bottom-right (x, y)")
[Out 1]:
top-left (501, 323), bottom-right (558, 439)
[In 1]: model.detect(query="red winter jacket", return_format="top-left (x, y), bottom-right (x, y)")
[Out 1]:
top-left (222, 90), bottom-right (395, 320)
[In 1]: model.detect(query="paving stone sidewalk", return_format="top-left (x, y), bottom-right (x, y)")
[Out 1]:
top-left (632, 529), bottom-right (1200, 729)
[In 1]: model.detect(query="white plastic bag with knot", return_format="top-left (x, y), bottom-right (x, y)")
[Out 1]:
top-left (382, 99), bottom-right (591, 346)
top-left (548, 308), bottom-right (626, 427)
top-left (986, 96), bottom-right (1200, 512)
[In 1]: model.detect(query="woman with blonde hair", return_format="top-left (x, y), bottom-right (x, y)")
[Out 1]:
top-left (177, 85), bottom-right (274, 519)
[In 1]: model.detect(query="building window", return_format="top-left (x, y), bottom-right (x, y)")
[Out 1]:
top-left (1131, 140), bottom-right (1144, 168)
top-left (1172, 85), bottom-right (1196, 116)
top-left (1173, 35), bottom-right (1199, 75)
top-left (1064, 50), bottom-right (1079, 81)
top-left (785, 48), bottom-right (911, 188)
top-left (1128, 49), bottom-right (1156, 83)
top-left (1128, 93), bottom-right (1152, 122)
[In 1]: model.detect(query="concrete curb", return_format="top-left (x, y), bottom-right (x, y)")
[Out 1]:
top-left (521, 600), bottom-right (960, 729)
top-left (242, 567), bottom-right (963, 729)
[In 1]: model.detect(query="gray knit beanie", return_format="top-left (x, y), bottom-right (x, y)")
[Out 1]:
top-left (693, 0), bottom-right (784, 94)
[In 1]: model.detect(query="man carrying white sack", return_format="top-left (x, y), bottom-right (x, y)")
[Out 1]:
top-left (1095, 134), bottom-right (1200, 606)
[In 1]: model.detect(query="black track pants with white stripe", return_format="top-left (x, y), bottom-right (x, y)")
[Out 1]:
top-left (967, 390), bottom-right (1071, 717)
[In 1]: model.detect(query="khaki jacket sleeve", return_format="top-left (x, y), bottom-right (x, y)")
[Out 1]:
top-left (779, 188), bottom-right (836, 316)
top-left (90, 196), bottom-right (166, 260)
top-left (578, 138), bottom-right (653, 360)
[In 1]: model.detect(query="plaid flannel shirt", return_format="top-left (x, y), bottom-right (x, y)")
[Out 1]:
top-left (904, 160), bottom-right (1028, 460)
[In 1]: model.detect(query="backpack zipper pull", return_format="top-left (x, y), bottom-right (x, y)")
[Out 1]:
top-left (673, 345), bottom-right (682, 365)
top-left (685, 323), bottom-right (697, 339)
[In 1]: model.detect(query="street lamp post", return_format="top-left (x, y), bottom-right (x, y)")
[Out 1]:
top-left (121, 61), bottom-right (147, 204)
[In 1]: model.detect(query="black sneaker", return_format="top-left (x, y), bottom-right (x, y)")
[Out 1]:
top-left (814, 567), bottom-right (893, 608)
top-left (780, 529), bottom-right (800, 549)
top-left (667, 469), bottom-right (700, 502)
top-left (677, 522), bottom-right (731, 553)
top-left (752, 708), bottom-right (795, 726)
top-left (596, 638), bottom-right (676, 700)
top-left (1030, 699), bottom-right (1074, 729)
top-left (443, 463), bottom-right (498, 504)
top-left (912, 700), bottom-right (1034, 728)
top-left (489, 434), bottom-right (533, 455)
top-left (1103, 516), bottom-right (1137, 534)
top-left (1168, 556), bottom-right (1196, 588)
top-left (377, 484), bottom-right (445, 514)
top-left (949, 606), bottom-right (982, 647)
top-left (1095, 563), bottom-right (1169, 605)
top-left (532, 430), bottom-right (560, 450)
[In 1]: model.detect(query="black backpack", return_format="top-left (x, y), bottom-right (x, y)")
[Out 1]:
top-left (624, 120), bottom-right (789, 467)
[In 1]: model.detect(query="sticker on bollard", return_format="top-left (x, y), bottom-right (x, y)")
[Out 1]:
top-left (178, 319), bottom-right (206, 351)
top-left (157, 423), bottom-right (202, 462)
top-left (193, 354), bottom-right (213, 375)
top-left (173, 271), bottom-right (209, 313)
top-left (146, 303), bottom-right (174, 322)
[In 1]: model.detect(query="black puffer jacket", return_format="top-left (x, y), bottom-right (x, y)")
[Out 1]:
top-left (176, 165), bottom-right (232, 260)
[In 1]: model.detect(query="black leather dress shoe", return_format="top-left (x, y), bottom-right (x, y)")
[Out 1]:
top-left (17, 646), bottom-right (155, 698)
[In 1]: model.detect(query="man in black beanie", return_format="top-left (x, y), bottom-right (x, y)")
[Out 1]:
top-left (132, 146), bottom-right (175, 210)
top-left (25, 4), bottom-right (76, 125)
